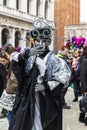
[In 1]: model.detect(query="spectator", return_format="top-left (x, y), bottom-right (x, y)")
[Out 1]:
top-left (79, 45), bottom-right (87, 124)
top-left (56, 46), bottom-right (71, 109)
top-left (72, 50), bottom-right (80, 102)
top-left (0, 47), bottom-right (18, 124)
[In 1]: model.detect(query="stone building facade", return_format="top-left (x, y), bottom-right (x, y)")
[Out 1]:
top-left (64, 24), bottom-right (87, 44)
top-left (0, 0), bottom-right (54, 49)
top-left (54, 0), bottom-right (80, 50)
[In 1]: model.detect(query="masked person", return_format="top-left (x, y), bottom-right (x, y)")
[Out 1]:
top-left (9, 19), bottom-right (71, 130)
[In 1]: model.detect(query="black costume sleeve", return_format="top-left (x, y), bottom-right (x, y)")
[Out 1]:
top-left (0, 64), bottom-right (7, 96)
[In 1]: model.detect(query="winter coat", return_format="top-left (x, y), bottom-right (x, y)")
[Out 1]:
top-left (0, 64), bottom-right (7, 97)
top-left (6, 71), bottom-right (18, 94)
top-left (80, 56), bottom-right (87, 93)
top-left (72, 57), bottom-right (80, 71)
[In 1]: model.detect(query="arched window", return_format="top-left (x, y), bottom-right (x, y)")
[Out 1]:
top-left (1, 28), bottom-right (9, 46)
top-left (36, 0), bottom-right (40, 16)
top-left (27, 0), bottom-right (31, 13)
top-left (3, 0), bottom-right (7, 6)
top-left (44, 0), bottom-right (48, 18)
top-left (15, 31), bottom-right (21, 47)
top-left (16, 0), bottom-right (19, 10)
top-left (27, 0), bottom-right (29, 13)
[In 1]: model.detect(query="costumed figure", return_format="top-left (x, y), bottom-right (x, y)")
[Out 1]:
top-left (9, 18), bottom-right (71, 130)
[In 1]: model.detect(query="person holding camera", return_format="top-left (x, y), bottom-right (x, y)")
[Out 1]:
top-left (0, 50), bottom-right (10, 118)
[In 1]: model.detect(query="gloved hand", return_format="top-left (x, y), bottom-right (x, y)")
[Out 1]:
top-left (21, 46), bottom-right (44, 59)
top-left (29, 45), bottom-right (44, 56)
top-left (35, 83), bottom-right (45, 92)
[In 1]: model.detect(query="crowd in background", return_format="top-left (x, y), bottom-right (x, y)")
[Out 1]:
top-left (0, 38), bottom-right (87, 128)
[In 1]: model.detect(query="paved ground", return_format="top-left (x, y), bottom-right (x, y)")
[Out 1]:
top-left (63, 87), bottom-right (87, 130)
top-left (0, 87), bottom-right (87, 130)
top-left (0, 112), bottom-right (8, 130)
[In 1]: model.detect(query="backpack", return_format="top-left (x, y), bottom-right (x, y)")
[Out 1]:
top-left (79, 95), bottom-right (87, 113)
top-left (6, 71), bottom-right (18, 94)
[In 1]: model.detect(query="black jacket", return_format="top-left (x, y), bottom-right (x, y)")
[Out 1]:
top-left (80, 57), bottom-right (87, 93)
top-left (0, 64), bottom-right (7, 97)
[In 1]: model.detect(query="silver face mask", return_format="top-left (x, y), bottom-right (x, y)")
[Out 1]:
top-left (34, 39), bottom-right (46, 54)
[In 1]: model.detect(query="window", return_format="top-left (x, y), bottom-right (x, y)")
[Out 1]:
top-left (16, 0), bottom-right (19, 10)
top-left (2, 28), bottom-right (9, 46)
top-left (36, 0), bottom-right (40, 16)
top-left (27, 0), bottom-right (31, 13)
top-left (3, 0), bottom-right (7, 6)
top-left (15, 31), bottom-right (21, 47)
top-left (44, 1), bottom-right (48, 18)
top-left (27, 0), bottom-right (29, 13)
top-left (27, 0), bottom-right (31, 14)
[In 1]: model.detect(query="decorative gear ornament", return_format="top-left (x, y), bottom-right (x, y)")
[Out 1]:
top-left (27, 17), bottom-right (56, 46)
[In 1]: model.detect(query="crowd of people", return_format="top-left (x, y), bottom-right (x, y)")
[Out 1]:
top-left (0, 19), bottom-right (87, 130)
top-left (56, 43), bottom-right (87, 125)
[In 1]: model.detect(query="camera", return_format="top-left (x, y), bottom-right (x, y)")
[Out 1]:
top-left (0, 51), bottom-right (8, 59)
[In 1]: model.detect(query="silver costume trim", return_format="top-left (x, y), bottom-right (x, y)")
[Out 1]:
top-left (32, 93), bottom-right (43, 130)
top-left (35, 84), bottom-right (45, 92)
top-left (11, 52), bottom-right (19, 62)
top-left (36, 57), bottom-right (46, 77)
top-left (47, 81), bottom-right (60, 91)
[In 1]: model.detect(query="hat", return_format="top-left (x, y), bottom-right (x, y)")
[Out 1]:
top-left (73, 50), bottom-right (79, 54)
top-left (2, 43), bottom-right (12, 51)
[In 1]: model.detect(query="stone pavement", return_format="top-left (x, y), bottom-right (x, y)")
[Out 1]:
top-left (0, 111), bottom-right (8, 130)
top-left (63, 87), bottom-right (87, 130)
top-left (0, 87), bottom-right (87, 130)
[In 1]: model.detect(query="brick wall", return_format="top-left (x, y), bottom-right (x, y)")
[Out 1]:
top-left (54, 0), bottom-right (80, 50)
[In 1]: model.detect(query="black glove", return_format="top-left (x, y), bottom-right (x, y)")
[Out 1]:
top-left (22, 48), bottom-right (30, 59)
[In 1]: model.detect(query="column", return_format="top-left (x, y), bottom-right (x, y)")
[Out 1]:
top-left (20, 30), bottom-right (26, 48)
top-left (11, 28), bottom-right (15, 46)
top-left (0, 0), bottom-right (3, 5)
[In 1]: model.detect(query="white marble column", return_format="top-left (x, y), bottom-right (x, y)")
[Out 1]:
top-left (7, 27), bottom-right (12, 44)
top-left (39, 1), bottom-right (44, 17)
top-left (0, 0), bottom-right (3, 5)
top-left (20, 30), bottom-right (26, 48)
top-left (11, 28), bottom-right (15, 47)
